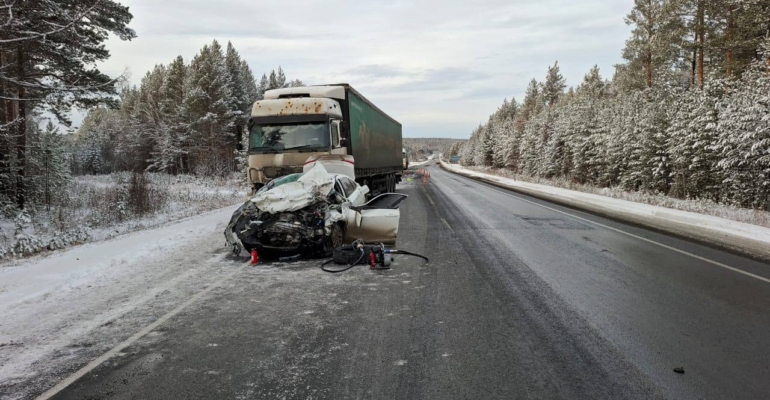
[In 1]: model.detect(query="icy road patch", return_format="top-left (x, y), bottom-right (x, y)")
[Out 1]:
top-left (441, 161), bottom-right (770, 261)
top-left (0, 206), bottom-right (238, 399)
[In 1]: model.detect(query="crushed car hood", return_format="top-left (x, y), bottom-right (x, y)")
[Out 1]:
top-left (249, 163), bottom-right (334, 213)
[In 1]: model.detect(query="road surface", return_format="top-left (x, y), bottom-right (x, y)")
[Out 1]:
top-left (2, 165), bottom-right (770, 399)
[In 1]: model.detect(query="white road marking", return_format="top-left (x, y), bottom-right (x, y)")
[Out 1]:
top-left (35, 261), bottom-right (249, 400)
top-left (446, 171), bottom-right (770, 285)
top-left (425, 192), bottom-right (436, 206)
top-left (441, 217), bottom-right (455, 233)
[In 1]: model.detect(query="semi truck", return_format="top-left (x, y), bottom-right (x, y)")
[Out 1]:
top-left (246, 84), bottom-right (403, 195)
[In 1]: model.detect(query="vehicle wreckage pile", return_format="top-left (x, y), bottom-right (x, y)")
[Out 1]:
top-left (225, 163), bottom-right (406, 258)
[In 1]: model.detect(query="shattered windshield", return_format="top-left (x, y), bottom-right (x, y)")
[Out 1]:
top-left (249, 123), bottom-right (329, 153)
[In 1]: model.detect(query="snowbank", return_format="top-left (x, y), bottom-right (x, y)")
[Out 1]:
top-left (440, 161), bottom-right (770, 261)
top-left (409, 159), bottom-right (434, 168)
top-left (0, 205), bottom-right (239, 392)
top-left (0, 172), bottom-right (245, 262)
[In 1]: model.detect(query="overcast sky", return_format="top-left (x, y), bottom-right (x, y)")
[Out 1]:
top-left (97, 0), bottom-right (634, 138)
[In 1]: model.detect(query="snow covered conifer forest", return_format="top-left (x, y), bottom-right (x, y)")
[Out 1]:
top-left (457, 0), bottom-right (770, 211)
top-left (0, 1), bottom-right (303, 258)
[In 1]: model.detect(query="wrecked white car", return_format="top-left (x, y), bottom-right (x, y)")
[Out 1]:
top-left (224, 163), bottom-right (407, 257)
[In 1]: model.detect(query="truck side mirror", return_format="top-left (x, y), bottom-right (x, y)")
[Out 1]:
top-left (339, 122), bottom-right (349, 147)
top-left (331, 120), bottom-right (342, 148)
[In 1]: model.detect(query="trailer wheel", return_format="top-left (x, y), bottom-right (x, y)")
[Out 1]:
top-left (387, 174), bottom-right (396, 192)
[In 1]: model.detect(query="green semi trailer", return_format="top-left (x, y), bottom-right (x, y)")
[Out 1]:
top-left (246, 84), bottom-right (403, 194)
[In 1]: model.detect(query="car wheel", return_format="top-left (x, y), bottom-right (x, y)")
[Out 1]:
top-left (330, 222), bottom-right (345, 250)
top-left (333, 245), bottom-right (369, 265)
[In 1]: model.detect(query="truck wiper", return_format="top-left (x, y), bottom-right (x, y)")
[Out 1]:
top-left (283, 145), bottom-right (322, 152)
top-left (252, 147), bottom-right (280, 153)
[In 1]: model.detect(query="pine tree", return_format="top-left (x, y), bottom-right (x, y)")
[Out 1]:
top-left (223, 43), bottom-right (258, 123)
top-left (268, 70), bottom-right (279, 91)
top-left (459, 129), bottom-right (478, 166)
top-left (69, 44), bottom-right (300, 177)
top-left (276, 66), bottom-right (287, 88)
top-left (618, 0), bottom-right (682, 90)
top-left (25, 121), bottom-right (71, 208)
top-left (240, 62), bottom-right (259, 110)
top-left (521, 79), bottom-right (542, 120)
top-left (155, 55), bottom-right (188, 173)
top-left (0, 0), bottom-right (135, 209)
top-left (543, 61), bottom-right (567, 108)
top-left (257, 74), bottom-right (269, 99)
top-left (183, 40), bottom-right (235, 175)
top-left (716, 39), bottom-right (770, 209)
top-left (570, 66), bottom-right (607, 183)
top-left (665, 83), bottom-right (722, 200)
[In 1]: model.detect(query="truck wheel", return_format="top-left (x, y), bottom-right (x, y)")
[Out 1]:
top-left (387, 174), bottom-right (396, 192)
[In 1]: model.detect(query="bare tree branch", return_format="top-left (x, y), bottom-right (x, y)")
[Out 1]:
top-left (0, 73), bottom-right (120, 92)
top-left (0, 0), bottom-right (101, 45)
top-left (0, 0), bottom-right (15, 29)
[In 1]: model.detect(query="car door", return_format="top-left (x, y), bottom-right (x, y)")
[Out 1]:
top-left (344, 193), bottom-right (408, 245)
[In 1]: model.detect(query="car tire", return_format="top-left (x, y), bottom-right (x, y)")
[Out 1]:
top-left (333, 245), bottom-right (369, 265)
top-left (323, 222), bottom-right (345, 256)
top-left (331, 222), bottom-right (345, 249)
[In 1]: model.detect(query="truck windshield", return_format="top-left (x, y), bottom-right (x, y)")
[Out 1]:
top-left (249, 123), bottom-right (329, 153)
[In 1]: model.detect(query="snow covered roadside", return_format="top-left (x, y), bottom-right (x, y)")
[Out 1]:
top-left (0, 173), bottom-right (246, 262)
top-left (0, 205), bottom-right (241, 399)
top-left (409, 158), bottom-right (436, 168)
top-left (440, 161), bottom-right (770, 261)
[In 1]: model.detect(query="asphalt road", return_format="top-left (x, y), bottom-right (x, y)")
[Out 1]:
top-left (36, 165), bottom-right (770, 399)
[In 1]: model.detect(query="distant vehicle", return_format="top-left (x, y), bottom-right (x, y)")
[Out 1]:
top-left (402, 148), bottom-right (409, 169)
top-left (225, 163), bottom-right (407, 257)
top-left (246, 84), bottom-right (403, 196)
top-left (450, 156), bottom-right (461, 164)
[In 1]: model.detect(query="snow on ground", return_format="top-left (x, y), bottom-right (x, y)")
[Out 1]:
top-left (462, 165), bottom-right (770, 229)
top-left (0, 205), bottom-right (240, 399)
top-left (0, 172), bottom-right (247, 263)
top-left (409, 159), bottom-right (434, 167)
top-left (441, 161), bottom-right (770, 260)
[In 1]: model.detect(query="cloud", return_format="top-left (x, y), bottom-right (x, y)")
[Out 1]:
top-left (344, 64), bottom-right (403, 79)
top-left (94, 0), bottom-right (634, 138)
